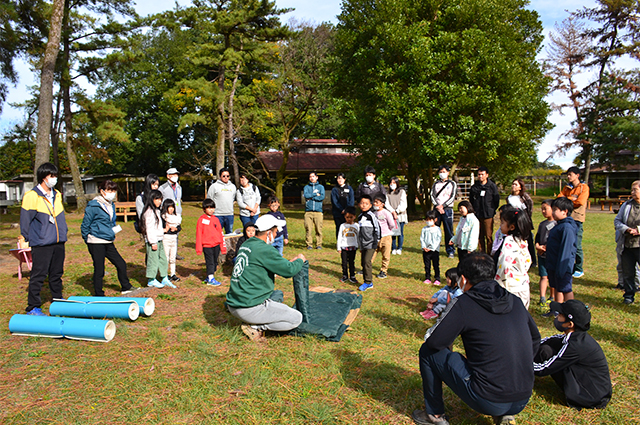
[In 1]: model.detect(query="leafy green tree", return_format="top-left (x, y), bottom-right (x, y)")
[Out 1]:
top-left (164, 0), bottom-right (290, 180)
top-left (546, 0), bottom-right (640, 182)
top-left (245, 22), bottom-right (335, 200)
top-left (333, 0), bottom-right (550, 212)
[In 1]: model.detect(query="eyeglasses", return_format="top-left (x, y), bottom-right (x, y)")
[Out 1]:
top-left (221, 174), bottom-right (230, 178)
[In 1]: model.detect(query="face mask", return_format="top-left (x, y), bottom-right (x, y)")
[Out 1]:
top-left (169, 176), bottom-right (179, 183)
top-left (45, 177), bottom-right (57, 188)
top-left (439, 172), bottom-right (448, 180)
top-left (457, 277), bottom-right (465, 292)
top-left (553, 317), bottom-right (567, 332)
top-left (365, 175), bottom-right (374, 183)
top-left (103, 192), bottom-right (116, 202)
top-left (389, 183), bottom-right (397, 191)
top-left (373, 206), bottom-right (380, 211)
top-left (426, 221), bottom-right (434, 227)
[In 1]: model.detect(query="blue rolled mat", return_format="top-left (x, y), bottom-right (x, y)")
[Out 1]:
top-left (9, 314), bottom-right (116, 342)
top-left (50, 299), bottom-right (139, 321)
top-left (67, 296), bottom-right (155, 316)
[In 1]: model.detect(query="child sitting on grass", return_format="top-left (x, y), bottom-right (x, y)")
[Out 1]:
top-left (196, 199), bottom-right (224, 286)
top-left (534, 299), bottom-right (611, 409)
top-left (337, 206), bottom-right (359, 284)
top-left (535, 199), bottom-right (556, 306)
top-left (421, 210), bottom-right (442, 285)
top-left (419, 268), bottom-right (462, 320)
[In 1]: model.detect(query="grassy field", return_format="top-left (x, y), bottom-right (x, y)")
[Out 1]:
top-left (0, 202), bottom-right (638, 424)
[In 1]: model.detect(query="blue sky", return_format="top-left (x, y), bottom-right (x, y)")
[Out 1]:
top-left (1, 0), bottom-right (596, 168)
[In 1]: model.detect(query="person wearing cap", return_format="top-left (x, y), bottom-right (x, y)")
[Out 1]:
top-left (207, 167), bottom-right (237, 234)
top-left (413, 253), bottom-right (540, 425)
top-left (159, 168), bottom-right (182, 215)
top-left (557, 166), bottom-right (589, 278)
top-left (534, 300), bottom-right (611, 409)
top-left (159, 167), bottom-right (183, 259)
top-left (225, 214), bottom-right (307, 341)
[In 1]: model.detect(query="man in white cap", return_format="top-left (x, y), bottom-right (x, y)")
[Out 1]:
top-left (159, 167), bottom-right (183, 258)
top-left (225, 214), bottom-right (307, 341)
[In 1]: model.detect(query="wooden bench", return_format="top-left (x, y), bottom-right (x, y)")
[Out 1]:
top-left (599, 198), bottom-right (623, 211)
top-left (114, 202), bottom-right (137, 222)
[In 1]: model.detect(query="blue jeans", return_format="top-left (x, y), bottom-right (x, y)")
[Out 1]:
top-left (437, 208), bottom-right (455, 256)
top-left (271, 235), bottom-right (284, 256)
top-left (574, 221), bottom-right (584, 273)
top-left (240, 214), bottom-right (259, 227)
top-left (391, 222), bottom-right (405, 250)
top-left (216, 215), bottom-right (234, 234)
top-left (419, 344), bottom-right (530, 416)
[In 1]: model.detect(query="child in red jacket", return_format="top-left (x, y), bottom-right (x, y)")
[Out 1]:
top-left (196, 198), bottom-right (224, 286)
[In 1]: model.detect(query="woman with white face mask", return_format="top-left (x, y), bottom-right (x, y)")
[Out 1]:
top-left (81, 180), bottom-right (134, 296)
top-left (431, 165), bottom-right (458, 259)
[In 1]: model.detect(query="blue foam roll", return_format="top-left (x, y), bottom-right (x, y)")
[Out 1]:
top-left (50, 300), bottom-right (139, 321)
top-left (67, 296), bottom-right (155, 316)
top-left (9, 314), bottom-right (116, 342)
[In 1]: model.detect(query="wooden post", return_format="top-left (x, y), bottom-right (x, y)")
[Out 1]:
top-left (533, 179), bottom-right (537, 196)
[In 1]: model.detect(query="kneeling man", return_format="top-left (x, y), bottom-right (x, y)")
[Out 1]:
top-left (226, 214), bottom-right (306, 341)
top-left (414, 253), bottom-right (541, 425)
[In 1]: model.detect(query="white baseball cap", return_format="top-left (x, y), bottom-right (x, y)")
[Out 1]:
top-left (166, 167), bottom-right (179, 175)
top-left (255, 215), bottom-right (286, 232)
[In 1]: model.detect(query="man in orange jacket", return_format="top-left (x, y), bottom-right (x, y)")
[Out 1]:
top-left (558, 166), bottom-right (589, 278)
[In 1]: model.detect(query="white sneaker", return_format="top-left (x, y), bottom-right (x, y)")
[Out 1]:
top-left (396, 249), bottom-right (402, 255)
top-left (392, 249), bottom-right (397, 255)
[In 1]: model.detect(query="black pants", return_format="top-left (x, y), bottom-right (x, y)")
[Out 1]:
top-left (27, 242), bottom-right (65, 312)
top-left (458, 249), bottom-right (471, 263)
top-left (87, 243), bottom-right (131, 296)
top-left (423, 250), bottom-right (440, 281)
top-left (622, 247), bottom-right (640, 301)
top-left (334, 215), bottom-right (346, 239)
top-left (203, 245), bottom-right (221, 275)
top-left (341, 249), bottom-right (356, 278)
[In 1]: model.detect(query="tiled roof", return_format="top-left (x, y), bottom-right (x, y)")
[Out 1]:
top-left (259, 151), bottom-right (358, 172)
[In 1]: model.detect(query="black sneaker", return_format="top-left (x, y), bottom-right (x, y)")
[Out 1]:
top-left (316, 246), bottom-right (323, 250)
top-left (349, 277), bottom-right (359, 284)
top-left (176, 255), bottom-right (184, 260)
top-left (307, 246), bottom-right (313, 250)
top-left (339, 276), bottom-right (348, 283)
top-left (170, 275), bottom-right (181, 282)
top-left (377, 271), bottom-right (387, 279)
top-left (541, 310), bottom-right (553, 318)
top-left (623, 298), bottom-right (634, 304)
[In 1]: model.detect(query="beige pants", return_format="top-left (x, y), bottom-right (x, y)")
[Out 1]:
top-left (304, 211), bottom-right (323, 248)
top-left (372, 235), bottom-right (392, 273)
top-left (164, 234), bottom-right (178, 276)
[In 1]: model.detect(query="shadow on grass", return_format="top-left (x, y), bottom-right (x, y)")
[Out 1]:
top-left (332, 348), bottom-right (422, 415)
top-left (202, 293), bottom-right (235, 328)
top-left (332, 349), bottom-right (495, 424)
top-left (387, 296), bottom-right (427, 312)
top-left (368, 309), bottom-right (425, 339)
top-left (533, 376), bottom-right (567, 407)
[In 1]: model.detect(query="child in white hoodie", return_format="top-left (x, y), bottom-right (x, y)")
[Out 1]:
top-left (140, 190), bottom-right (174, 288)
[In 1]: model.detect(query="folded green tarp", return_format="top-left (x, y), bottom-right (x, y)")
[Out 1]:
top-left (290, 262), bottom-right (362, 341)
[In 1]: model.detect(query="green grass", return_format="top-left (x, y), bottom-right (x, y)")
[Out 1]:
top-left (0, 201), bottom-right (638, 424)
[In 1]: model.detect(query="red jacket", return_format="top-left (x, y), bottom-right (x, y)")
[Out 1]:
top-left (196, 214), bottom-right (223, 254)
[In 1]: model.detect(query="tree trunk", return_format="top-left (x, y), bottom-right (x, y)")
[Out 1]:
top-left (275, 143), bottom-right (291, 202)
top-left (33, 0), bottom-right (65, 182)
top-left (61, 2), bottom-right (86, 212)
top-left (227, 64), bottom-right (241, 186)
top-left (51, 94), bottom-right (62, 170)
top-left (583, 144), bottom-right (592, 185)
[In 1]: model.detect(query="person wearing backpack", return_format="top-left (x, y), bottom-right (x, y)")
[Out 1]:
top-left (236, 174), bottom-right (261, 227)
top-left (431, 165), bottom-right (457, 259)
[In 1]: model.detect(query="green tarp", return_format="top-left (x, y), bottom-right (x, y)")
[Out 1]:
top-left (290, 262), bottom-right (363, 341)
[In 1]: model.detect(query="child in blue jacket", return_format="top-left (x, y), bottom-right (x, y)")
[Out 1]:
top-left (545, 197), bottom-right (578, 305)
top-left (420, 268), bottom-right (462, 320)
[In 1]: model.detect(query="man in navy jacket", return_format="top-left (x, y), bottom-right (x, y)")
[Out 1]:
top-left (413, 253), bottom-right (540, 425)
